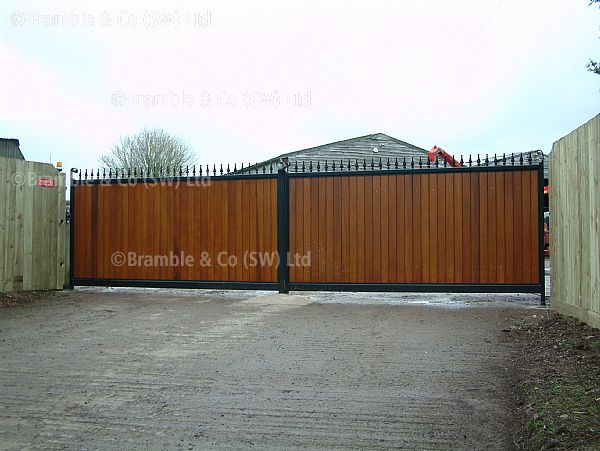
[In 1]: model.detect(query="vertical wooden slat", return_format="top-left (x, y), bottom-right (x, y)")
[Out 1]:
top-left (348, 176), bottom-right (358, 283)
top-left (372, 176), bottom-right (381, 282)
top-left (333, 177), bottom-right (342, 282)
top-left (319, 177), bottom-right (329, 282)
top-left (356, 176), bottom-right (366, 283)
top-left (470, 173), bottom-right (480, 283)
top-left (513, 172), bottom-right (524, 284)
top-left (341, 176), bottom-right (350, 281)
top-left (402, 174), bottom-right (413, 283)
top-left (380, 175), bottom-right (389, 283)
top-left (310, 178), bottom-right (320, 282)
top-left (419, 174), bottom-right (429, 283)
top-left (478, 172), bottom-right (489, 283)
top-left (495, 172), bottom-right (506, 283)
top-left (530, 171), bottom-right (539, 284)
top-left (487, 172), bottom-right (497, 281)
top-left (289, 179), bottom-right (297, 282)
top-left (325, 177), bottom-right (335, 282)
top-left (388, 175), bottom-right (397, 283)
top-left (364, 176), bottom-right (373, 282)
top-left (303, 178), bottom-right (311, 282)
top-left (521, 171), bottom-right (532, 284)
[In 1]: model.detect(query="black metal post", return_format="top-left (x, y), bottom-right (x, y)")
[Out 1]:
top-left (538, 160), bottom-right (546, 306)
top-left (66, 169), bottom-right (77, 290)
top-left (277, 167), bottom-right (290, 294)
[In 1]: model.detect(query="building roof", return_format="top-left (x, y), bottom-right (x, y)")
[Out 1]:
top-left (240, 133), bottom-right (430, 173)
top-left (236, 133), bottom-right (548, 178)
top-left (0, 138), bottom-right (25, 160)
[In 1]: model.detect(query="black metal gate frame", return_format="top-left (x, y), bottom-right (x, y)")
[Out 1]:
top-left (68, 160), bottom-right (546, 305)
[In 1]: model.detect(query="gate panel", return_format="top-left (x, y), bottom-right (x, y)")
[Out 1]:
top-left (288, 169), bottom-right (539, 285)
top-left (72, 177), bottom-right (278, 283)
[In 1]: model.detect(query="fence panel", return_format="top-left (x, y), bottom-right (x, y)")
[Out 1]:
top-left (0, 157), bottom-right (66, 292)
top-left (550, 113), bottom-right (600, 328)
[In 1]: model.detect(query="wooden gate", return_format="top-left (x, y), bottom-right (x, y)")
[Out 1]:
top-left (69, 159), bottom-right (545, 303)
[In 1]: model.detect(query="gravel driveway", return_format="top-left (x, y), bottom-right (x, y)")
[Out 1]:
top-left (0, 288), bottom-right (542, 450)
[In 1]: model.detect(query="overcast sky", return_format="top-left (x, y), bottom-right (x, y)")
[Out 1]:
top-left (1, 0), bottom-right (598, 170)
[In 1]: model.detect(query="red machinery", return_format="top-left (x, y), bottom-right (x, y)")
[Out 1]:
top-left (428, 145), bottom-right (461, 167)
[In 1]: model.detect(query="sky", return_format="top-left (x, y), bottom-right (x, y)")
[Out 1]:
top-left (0, 0), bottom-right (598, 171)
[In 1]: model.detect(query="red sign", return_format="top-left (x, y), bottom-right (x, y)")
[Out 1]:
top-left (37, 177), bottom-right (55, 188)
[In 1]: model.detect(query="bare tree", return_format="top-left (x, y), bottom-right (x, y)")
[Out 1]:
top-left (99, 128), bottom-right (196, 173)
top-left (588, 0), bottom-right (600, 75)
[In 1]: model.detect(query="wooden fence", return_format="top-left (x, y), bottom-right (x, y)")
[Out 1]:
top-left (550, 113), bottom-right (600, 328)
top-left (0, 157), bottom-right (66, 292)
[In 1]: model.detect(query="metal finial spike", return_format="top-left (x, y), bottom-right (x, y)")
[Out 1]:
top-left (212, 164), bottom-right (216, 176)
top-left (502, 153), bottom-right (506, 165)
top-left (192, 165), bottom-right (196, 176)
top-left (387, 158), bottom-right (390, 169)
top-left (378, 158), bottom-right (382, 169)
top-left (97, 169), bottom-right (100, 179)
top-left (140, 167), bottom-right (144, 177)
top-left (268, 163), bottom-right (272, 173)
top-left (339, 159), bottom-right (343, 171)
top-left (220, 164), bottom-right (223, 175)
top-left (354, 159), bottom-right (359, 170)
top-left (435, 158), bottom-right (439, 167)
top-left (84, 169), bottom-right (88, 179)
top-left (186, 165), bottom-right (189, 175)
top-left (302, 161), bottom-right (306, 172)
top-left (511, 154), bottom-right (515, 164)
top-left (317, 160), bottom-right (321, 171)
top-left (324, 160), bottom-right (328, 172)
top-left (255, 163), bottom-right (258, 174)
top-left (347, 159), bottom-right (351, 170)
top-left (411, 157), bottom-right (414, 168)
top-left (419, 157), bottom-right (423, 168)
top-left (427, 157), bottom-right (431, 168)
top-left (394, 158), bottom-right (398, 169)
top-left (309, 161), bottom-right (313, 172)
top-left (402, 157), bottom-right (406, 169)
top-left (103, 168), bottom-right (106, 178)
top-left (493, 154), bottom-right (497, 165)
top-left (133, 168), bottom-right (137, 177)
top-left (527, 152), bottom-right (533, 164)
top-left (362, 159), bottom-right (366, 170)
top-left (370, 159), bottom-right (374, 170)
top-left (460, 155), bottom-right (464, 165)
top-left (332, 160), bottom-right (336, 171)
top-left (443, 159), bottom-right (447, 167)
top-left (476, 155), bottom-right (480, 165)
top-left (468, 155), bottom-right (472, 166)
top-left (262, 165), bottom-right (266, 173)
top-left (108, 168), bottom-right (112, 178)
top-left (294, 161), bottom-right (299, 172)
top-left (127, 168), bottom-right (130, 178)
top-left (179, 166), bottom-right (182, 176)
top-left (484, 154), bottom-right (489, 166)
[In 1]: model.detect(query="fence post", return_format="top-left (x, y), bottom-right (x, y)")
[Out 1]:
top-left (66, 169), bottom-right (77, 290)
top-left (538, 160), bottom-right (546, 306)
top-left (277, 167), bottom-right (290, 294)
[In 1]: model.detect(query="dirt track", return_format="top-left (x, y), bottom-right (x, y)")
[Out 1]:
top-left (0, 289), bottom-right (541, 449)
